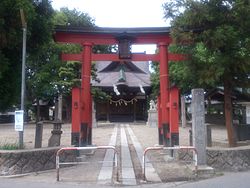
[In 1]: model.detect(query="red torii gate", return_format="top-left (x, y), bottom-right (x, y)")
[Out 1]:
top-left (54, 26), bottom-right (185, 147)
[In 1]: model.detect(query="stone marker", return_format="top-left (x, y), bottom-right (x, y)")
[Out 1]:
top-left (35, 121), bottom-right (43, 148)
top-left (48, 121), bottom-right (63, 147)
top-left (92, 101), bottom-right (97, 128)
top-left (147, 100), bottom-right (158, 127)
top-left (181, 96), bottom-right (186, 128)
top-left (192, 88), bottom-right (206, 165)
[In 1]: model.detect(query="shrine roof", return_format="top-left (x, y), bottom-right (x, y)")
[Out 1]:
top-left (91, 61), bottom-right (151, 88)
top-left (55, 26), bottom-right (171, 35)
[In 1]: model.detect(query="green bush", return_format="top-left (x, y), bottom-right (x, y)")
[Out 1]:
top-left (0, 143), bottom-right (19, 150)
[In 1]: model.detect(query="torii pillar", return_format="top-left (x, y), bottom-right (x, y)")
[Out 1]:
top-left (159, 42), bottom-right (170, 146)
top-left (158, 43), bottom-right (180, 147)
top-left (71, 43), bottom-right (93, 146)
top-left (80, 42), bottom-right (92, 146)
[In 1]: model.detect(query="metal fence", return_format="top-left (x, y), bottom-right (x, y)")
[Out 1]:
top-left (142, 146), bottom-right (198, 181)
top-left (56, 146), bottom-right (118, 181)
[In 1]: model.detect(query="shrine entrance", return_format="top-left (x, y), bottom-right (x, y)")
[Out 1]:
top-left (54, 27), bottom-right (185, 147)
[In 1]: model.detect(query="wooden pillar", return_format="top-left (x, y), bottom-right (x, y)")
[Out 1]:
top-left (80, 42), bottom-right (92, 146)
top-left (71, 87), bottom-right (81, 146)
top-left (159, 42), bottom-right (170, 146)
top-left (88, 95), bottom-right (93, 144)
top-left (157, 95), bottom-right (163, 145)
top-left (170, 86), bottom-right (179, 146)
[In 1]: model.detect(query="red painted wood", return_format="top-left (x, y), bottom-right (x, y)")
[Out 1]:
top-left (159, 43), bottom-right (170, 126)
top-left (81, 43), bottom-right (92, 126)
top-left (62, 53), bottom-right (186, 62)
top-left (92, 53), bottom-right (160, 61)
top-left (55, 32), bottom-right (171, 45)
top-left (72, 87), bottom-right (81, 133)
top-left (170, 86), bottom-right (179, 134)
top-left (55, 33), bottom-right (116, 45)
top-left (61, 53), bottom-right (82, 61)
top-left (157, 95), bottom-right (162, 129)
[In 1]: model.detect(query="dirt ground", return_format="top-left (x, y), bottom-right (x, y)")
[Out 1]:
top-left (0, 122), bottom-right (228, 149)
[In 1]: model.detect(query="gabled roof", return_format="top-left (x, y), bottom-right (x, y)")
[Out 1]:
top-left (91, 61), bottom-right (151, 88)
top-left (99, 61), bottom-right (146, 73)
top-left (205, 88), bottom-right (250, 102)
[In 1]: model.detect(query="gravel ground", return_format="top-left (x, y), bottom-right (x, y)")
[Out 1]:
top-left (0, 122), bottom-right (228, 149)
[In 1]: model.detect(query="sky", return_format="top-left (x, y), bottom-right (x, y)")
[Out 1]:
top-left (51, 0), bottom-right (169, 54)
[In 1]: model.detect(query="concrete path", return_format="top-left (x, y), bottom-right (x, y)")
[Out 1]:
top-left (97, 125), bottom-right (117, 184)
top-left (98, 124), bottom-right (160, 185)
top-left (120, 124), bottom-right (137, 185)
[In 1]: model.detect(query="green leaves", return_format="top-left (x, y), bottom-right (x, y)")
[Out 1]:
top-left (53, 7), bottom-right (95, 27)
top-left (162, 0), bottom-right (250, 94)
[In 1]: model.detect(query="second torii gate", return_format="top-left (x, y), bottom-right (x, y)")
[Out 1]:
top-left (54, 26), bottom-right (185, 147)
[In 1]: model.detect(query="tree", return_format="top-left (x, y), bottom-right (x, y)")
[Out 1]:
top-left (163, 0), bottom-right (250, 146)
top-left (0, 0), bottom-right (35, 111)
top-left (24, 0), bottom-right (57, 121)
top-left (0, 0), bottom-right (57, 115)
top-left (53, 7), bottom-right (95, 27)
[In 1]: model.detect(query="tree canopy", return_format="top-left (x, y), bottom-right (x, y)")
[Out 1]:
top-left (0, 0), bottom-right (53, 111)
top-left (0, 1), bottom-right (104, 114)
top-left (162, 0), bottom-right (250, 146)
top-left (163, 0), bottom-right (250, 91)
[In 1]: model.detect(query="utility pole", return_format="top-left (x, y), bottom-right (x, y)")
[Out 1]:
top-left (19, 9), bottom-right (27, 149)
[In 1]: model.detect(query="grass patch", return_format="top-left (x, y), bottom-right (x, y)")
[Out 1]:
top-left (0, 143), bottom-right (19, 150)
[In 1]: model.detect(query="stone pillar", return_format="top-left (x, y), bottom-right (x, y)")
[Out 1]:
top-left (34, 121), bottom-right (43, 148)
top-left (92, 101), bottom-right (97, 128)
top-left (57, 94), bottom-right (63, 121)
top-left (181, 96), bottom-right (186, 128)
top-left (192, 88), bottom-right (206, 165)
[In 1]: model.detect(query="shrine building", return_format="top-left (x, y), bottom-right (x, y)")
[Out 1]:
top-left (92, 60), bottom-right (151, 122)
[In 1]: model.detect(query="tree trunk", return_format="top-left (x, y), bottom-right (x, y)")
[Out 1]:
top-left (224, 78), bottom-right (237, 147)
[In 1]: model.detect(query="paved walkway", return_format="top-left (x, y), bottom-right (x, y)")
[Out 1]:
top-left (0, 122), bottom-right (229, 186)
